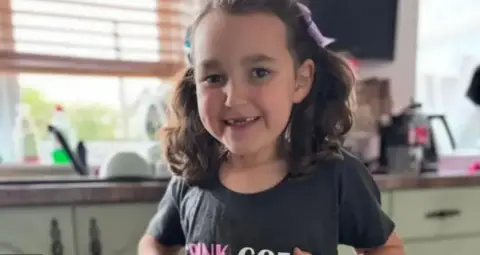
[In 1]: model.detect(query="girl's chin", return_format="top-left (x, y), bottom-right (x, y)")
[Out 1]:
top-left (223, 142), bottom-right (277, 161)
top-left (224, 144), bottom-right (257, 156)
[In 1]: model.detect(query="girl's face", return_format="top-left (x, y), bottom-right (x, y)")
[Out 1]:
top-left (193, 10), bottom-right (314, 160)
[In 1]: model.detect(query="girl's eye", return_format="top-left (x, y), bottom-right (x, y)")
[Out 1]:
top-left (205, 74), bottom-right (224, 84)
top-left (251, 68), bottom-right (271, 80)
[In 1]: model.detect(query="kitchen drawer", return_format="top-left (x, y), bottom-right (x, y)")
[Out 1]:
top-left (391, 187), bottom-right (480, 239)
top-left (74, 203), bottom-right (157, 255)
top-left (404, 236), bottom-right (480, 255)
top-left (0, 206), bottom-right (75, 255)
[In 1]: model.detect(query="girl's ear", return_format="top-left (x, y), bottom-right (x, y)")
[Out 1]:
top-left (293, 59), bottom-right (315, 103)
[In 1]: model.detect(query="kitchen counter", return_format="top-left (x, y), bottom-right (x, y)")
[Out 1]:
top-left (0, 172), bottom-right (479, 207)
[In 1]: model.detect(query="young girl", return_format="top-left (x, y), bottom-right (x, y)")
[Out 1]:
top-left (139, 0), bottom-right (404, 254)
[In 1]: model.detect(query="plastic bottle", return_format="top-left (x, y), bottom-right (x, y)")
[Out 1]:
top-left (50, 104), bottom-right (76, 164)
top-left (13, 104), bottom-right (40, 163)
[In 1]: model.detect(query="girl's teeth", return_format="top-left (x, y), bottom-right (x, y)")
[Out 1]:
top-left (226, 117), bottom-right (257, 125)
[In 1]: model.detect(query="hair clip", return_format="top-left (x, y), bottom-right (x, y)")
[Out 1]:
top-left (184, 27), bottom-right (192, 64)
top-left (296, 3), bottom-right (335, 48)
top-left (183, 3), bottom-right (333, 62)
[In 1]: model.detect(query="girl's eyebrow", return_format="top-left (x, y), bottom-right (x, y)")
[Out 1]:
top-left (199, 59), bottom-right (221, 69)
top-left (241, 54), bottom-right (276, 65)
top-left (198, 54), bottom-right (276, 69)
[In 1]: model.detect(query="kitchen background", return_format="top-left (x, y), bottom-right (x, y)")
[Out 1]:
top-left (0, 0), bottom-right (479, 168)
top-left (0, 0), bottom-right (479, 255)
top-left (0, 0), bottom-right (479, 167)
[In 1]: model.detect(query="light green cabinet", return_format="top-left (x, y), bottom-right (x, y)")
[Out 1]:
top-left (380, 191), bottom-right (392, 215)
top-left (339, 188), bottom-right (480, 255)
top-left (393, 187), bottom-right (480, 255)
top-left (0, 206), bottom-right (76, 255)
top-left (337, 245), bottom-right (355, 255)
top-left (404, 237), bottom-right (480, 255)
top-left (391, 187), bottom-right (480, 239)
top-left (0, 203), bottom-right (157, 255)
top-left (73, 203), bottom-right (157, 255)
top-left (1, 186), bottom-right (479, 255)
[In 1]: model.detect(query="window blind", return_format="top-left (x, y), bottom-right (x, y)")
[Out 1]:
top-left (0, 0), bottom-right (191, 77)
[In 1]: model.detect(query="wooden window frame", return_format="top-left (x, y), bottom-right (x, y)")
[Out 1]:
top-left (0, 0), bottom-right (186, 78)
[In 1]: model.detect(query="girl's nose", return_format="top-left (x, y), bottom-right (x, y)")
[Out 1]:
top-left (223, 80), bottom-right (248, 107)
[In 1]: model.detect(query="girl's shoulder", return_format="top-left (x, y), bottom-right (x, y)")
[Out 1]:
top-left (337, 148), bottom-right (366, 171)
top-left (166, 175), bottom-right (192, 204)
top-left (313, 147), bottom-right (367, 176)
top-left (333, 148), bottom-right (381, 201)
top-left (167, 174), bottom-right (214, 204)
top-left (310, 148), bottom-right (376, 193)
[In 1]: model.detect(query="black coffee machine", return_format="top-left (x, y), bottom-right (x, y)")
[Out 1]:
top-left (467, 66), bottom-right (480, 106)
top-left (377, 101), bottom-right (456, 174)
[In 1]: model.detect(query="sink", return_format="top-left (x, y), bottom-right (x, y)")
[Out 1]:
top-left (0, 175), bottom-right (95, 184)
top-left (0, 164), bottom-right (168, 185)
top-left (0, 164), bottom-right (81, 184)
top-left (0, 176), bottom-right (167, 185)
top-left (0, 174), bottom-right (169, 185)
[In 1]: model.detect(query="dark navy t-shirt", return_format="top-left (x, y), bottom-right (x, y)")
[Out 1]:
top-left (146, 151), bottom-right (394, 255)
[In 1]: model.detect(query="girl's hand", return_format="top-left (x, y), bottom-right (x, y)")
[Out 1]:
top-left (293, 247), bottom-right (311, 255)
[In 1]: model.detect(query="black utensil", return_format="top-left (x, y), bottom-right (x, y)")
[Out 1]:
top-left (47, 125), bottom-right (88, 176)
top-left (467, 66), bottom-right (480, 106)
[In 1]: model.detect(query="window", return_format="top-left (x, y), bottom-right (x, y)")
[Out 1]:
top-left (416, 0), bottom-right (480, 154)
top-left (0, 0), bottom-right (189, 166)
top-left (17, 74), bottom-right (172, 165)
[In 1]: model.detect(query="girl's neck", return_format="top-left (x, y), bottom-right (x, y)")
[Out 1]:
top-left (225, 144), bottom-right (281, 169)
top-left (219, 159), bottom-right (288, 194)
top-left (219, 148), bottom-right (288, 194)
top-left (224, 157), bottom-right (287, 174)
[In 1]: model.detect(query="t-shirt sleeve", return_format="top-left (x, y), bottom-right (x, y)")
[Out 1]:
top-left (338, 152), bottom-right (395, 248)
top-left (146, 176), bottom-right (186, 246)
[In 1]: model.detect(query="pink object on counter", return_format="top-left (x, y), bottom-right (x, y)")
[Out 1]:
top-left (439, 154), bottom-right (480, 172)
top-left (468, 161), bottom-right (480, 175)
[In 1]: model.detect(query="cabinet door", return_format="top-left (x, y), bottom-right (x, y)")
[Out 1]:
top-left (391, 188), bottom-right (480, 239)
top-left (74, 203), bottom-right (157, 255)
top-left (404, 237), bottom-right (480, 255)
top-left (0, 206), bottom-right (75, 255)
top-left (380, 191), bottom-right (391, 215)
top-left (337, 245), bottom-right (355, 255)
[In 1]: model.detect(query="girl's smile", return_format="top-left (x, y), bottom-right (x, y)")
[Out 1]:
top-left (223, 116), bottom-right (261, 129)
top-left (222, 116), bottom-right (262, 143)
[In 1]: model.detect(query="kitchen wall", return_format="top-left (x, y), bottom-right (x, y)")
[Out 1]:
top-left (357, 0), bottom-right (419, 115)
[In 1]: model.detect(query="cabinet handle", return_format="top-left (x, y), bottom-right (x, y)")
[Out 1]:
top-left (50, 218), bottom-right (63, 255)
top-left (89, 217), bottom-right (102, 255)
top-left (425, 209), bottom-right (461, 219)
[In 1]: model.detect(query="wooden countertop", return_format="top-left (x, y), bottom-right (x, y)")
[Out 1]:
top-left (0, 173), bottom-right (479, 207)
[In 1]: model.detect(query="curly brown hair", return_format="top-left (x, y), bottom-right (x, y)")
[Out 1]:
top-left (163, 0), bottom-right (355, 186)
